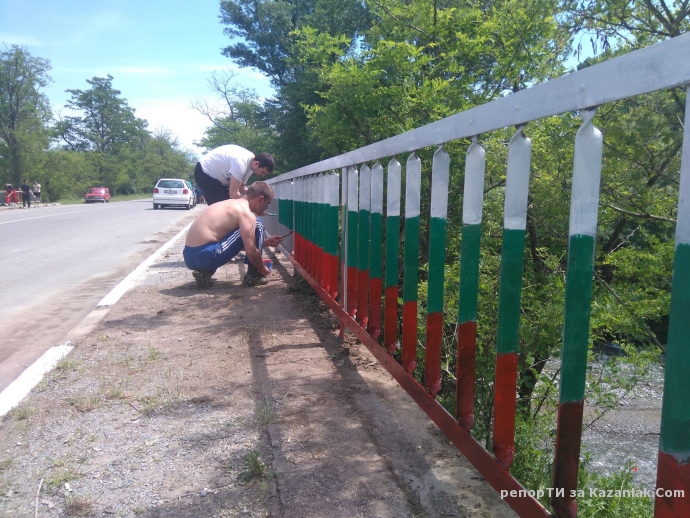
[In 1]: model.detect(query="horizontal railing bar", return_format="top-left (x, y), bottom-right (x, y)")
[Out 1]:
top-left (266, 32), bottom-right (690, 184)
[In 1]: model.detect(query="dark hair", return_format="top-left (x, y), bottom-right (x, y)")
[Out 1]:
top-left (254, 152), bottom-right (275, 173)
top-left (246, 181), bottom-right (274, 201)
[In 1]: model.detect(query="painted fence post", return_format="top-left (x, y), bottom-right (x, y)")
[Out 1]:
top-left (310, 177), bottom-right (317, 278)
top-left (347, 166), bottom-right (359, 319)
top-left (456, 136), bottom-right (486, 430)
top-left (370, 162), bottom-right (384, 339)
top-left (340, 168), bottom-right (349, 338)
top-left (358, 165), bottom-right (372, 328)
top-left (654, 86), bottom-right (690, 518)
top-left (493, 125), bottom-right (532, 470)
top-left (551, 108), bottom-right (603, 518)
top-left (403, 153), bottom-right (422, 374)
top-left (385, 158), bottom-right (402, 354)
top-left (327, 173), bottom-right (340, 299)
top-left (317, 174), bottom-right (326, 287)
top-left (294, 179), bottom-right (302, 264)
top-left (425, 146), bottom-right (450, 397)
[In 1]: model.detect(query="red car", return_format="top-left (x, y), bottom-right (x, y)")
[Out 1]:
top-left (85, 187), bottom-right (110, 203)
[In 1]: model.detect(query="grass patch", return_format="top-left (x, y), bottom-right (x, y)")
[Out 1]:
top-left (66, 394), bottom-right (102, 413)
top-left (9, 403), bottom-right (36, 421)
top-left (255, 397), bottom-right (275, 425)
top-left (147, 345), bottom-right (161, 362)
top-left (101, 377), bottom-right (128, 400)
top-left (46, 469), bottom-right (77, 489)
top-left (65, 495), bottom-right (95, 516)
top-left (137, 369), bottom-right (185, 414)
top-left (54, 357), bottom-right (81, 373)
top-left (0, 458), bottom-right (13, 472)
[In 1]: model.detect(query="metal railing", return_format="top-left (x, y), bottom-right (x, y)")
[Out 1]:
top-left (263, 33), bottom-right (690, 518)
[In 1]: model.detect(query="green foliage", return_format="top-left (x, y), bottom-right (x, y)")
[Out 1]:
top-left (238, 450), bottom-right (272, 483)
top-left (0, 44), bottom-right (52, 185)
top-left (217, 0), bottom-right (372, 170)
top-left (57, 75), bottom-right (148, 153)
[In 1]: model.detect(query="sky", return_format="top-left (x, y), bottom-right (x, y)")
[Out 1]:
top-left (0, 0), bottom-right (275, 157)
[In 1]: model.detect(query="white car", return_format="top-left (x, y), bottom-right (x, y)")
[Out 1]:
top-left (153, 178), bottom-right (195, 210)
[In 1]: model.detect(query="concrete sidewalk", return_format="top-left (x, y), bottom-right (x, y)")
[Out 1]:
top-left (0, 233), bottom-right (516, 518)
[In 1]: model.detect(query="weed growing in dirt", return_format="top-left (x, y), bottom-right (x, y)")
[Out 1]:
top-left (54, 358), bottom-right (81, 373)
top-left (66, 394), bottom-right (102, 413)
top-left (255, 398), bottom-right (275, 425)
top-left (137, 369), bottom-right (185, 414)
top-left (0, 458), bottom-right (13, 472)
top-left (238, 451), bottom-right (271, 483)
top-left (97, 335), bottom-right (109, 343)
top-left (147, 345), bottom-right (161, 362)
top-left (101, 377), bottom-right (128, 400)
top-left (64, 494), bottom-right (94, 516)
top-left (46, 469), bottom-right (76, 489)
top-left (9, 403), bottom-right (36, 421)
top-left (46, 453), bottom-right (88, 490)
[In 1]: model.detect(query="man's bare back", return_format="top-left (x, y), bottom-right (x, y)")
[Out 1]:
top-left (186, 197), bottom-right (255, 247)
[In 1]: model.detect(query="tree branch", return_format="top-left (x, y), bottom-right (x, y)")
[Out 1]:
top-left (606, 203), bottom-right (676, 223)
top-left (593, 270), bottom-right (666, 353)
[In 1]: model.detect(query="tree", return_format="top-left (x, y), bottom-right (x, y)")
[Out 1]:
top-left (191, 70), bottom-right (277, 159)
top-left (55, 75), bottom-right (149, 189)
top-left (219, 0), bottom-right (373, 170)
top-left (57, 75), bottom-right (148, 154)
top-left (563, 0), bottom-right (690, 53)
top-left (0, 44), bottom-right (52, 185)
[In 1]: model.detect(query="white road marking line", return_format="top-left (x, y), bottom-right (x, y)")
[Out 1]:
top-left (0, 218), bottom-right (192, 413)
top-left (0, 209), bottom-right (86, 225)
top-left (0, 343), bottom-right (73, 416)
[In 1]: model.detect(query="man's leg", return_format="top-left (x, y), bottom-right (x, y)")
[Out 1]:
top-left (194, 163), bottom-right (229, 205)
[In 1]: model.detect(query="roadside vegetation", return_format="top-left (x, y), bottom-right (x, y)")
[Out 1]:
top-left (0, 53), bottom-right (194, 202)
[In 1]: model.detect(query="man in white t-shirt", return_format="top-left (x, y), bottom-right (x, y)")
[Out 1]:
top-left (193, 144), bottom-right (275, 205)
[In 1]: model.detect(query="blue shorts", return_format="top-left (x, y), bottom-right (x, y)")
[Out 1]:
top-left (183, 218), bottom-right (264, 274)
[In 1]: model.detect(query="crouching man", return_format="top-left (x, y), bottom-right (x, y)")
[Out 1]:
top-left (183, 181), bottom-right (282, 288)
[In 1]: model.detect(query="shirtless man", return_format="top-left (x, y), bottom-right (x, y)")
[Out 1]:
top-left (183, 181), bottom-right (283, 288)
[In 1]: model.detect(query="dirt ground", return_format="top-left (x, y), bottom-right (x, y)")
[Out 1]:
top-left (0, 234), bottom-right (517, 518)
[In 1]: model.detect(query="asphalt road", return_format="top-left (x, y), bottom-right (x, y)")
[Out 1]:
top-left (0, 199), bottom-right (202, 391)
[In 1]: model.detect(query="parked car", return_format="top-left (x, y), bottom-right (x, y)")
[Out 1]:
top-left (85, 187), bottom-right (110, 203)
top-left (185, 180), bottom-right (196, 207)
top-left (153, 178), bottom-right (194, 210)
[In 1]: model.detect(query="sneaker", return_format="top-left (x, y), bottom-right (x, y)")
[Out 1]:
top-left (243, 273), bottom-right (269, 287)
top-left (192, 270), bottom-right (213, 288)
top-left (233, 251), bottom-right (246, 262)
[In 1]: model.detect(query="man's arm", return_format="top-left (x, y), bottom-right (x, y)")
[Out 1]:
top-left (238, 211), bottom-right (270, 276)
top-left (228, 176), bottom-right (247, 199)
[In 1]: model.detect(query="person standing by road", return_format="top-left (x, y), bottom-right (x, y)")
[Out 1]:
top-left (32, 181), bottom-right (41, 203)
top-left (193, 144), bottom-right (274, 205)
top-left (19, 180), bottom-right (31, 208)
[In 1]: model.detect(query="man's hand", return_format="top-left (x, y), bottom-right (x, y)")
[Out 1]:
top-left (264, 235), bottom-right (283, 248)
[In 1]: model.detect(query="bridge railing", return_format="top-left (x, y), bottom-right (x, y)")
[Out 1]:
top-left (262, 33), bottom-right (690, 518)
